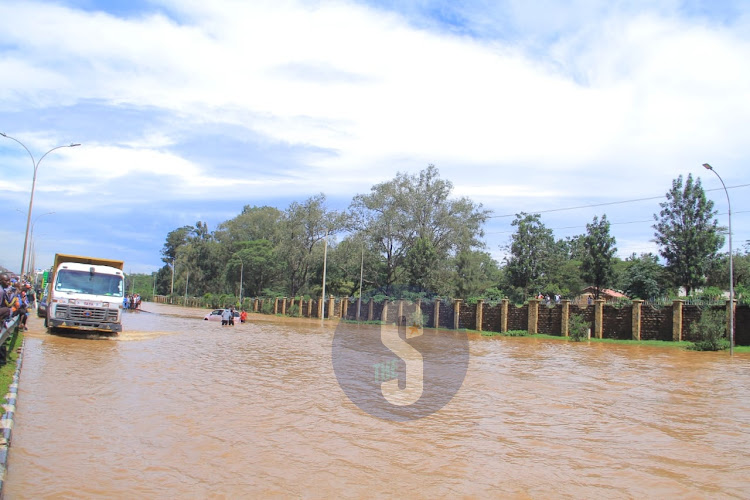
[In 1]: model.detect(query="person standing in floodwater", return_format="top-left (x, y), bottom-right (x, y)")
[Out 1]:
top-left (240, 309), bottom-right (247, 324)
top-left (221, 308), bottom-right (232, 326)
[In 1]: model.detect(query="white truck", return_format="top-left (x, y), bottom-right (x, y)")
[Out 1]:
top-left (46, 253), bottom-right (125, 334)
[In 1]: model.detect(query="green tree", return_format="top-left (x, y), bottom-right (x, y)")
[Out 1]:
top-left (653, 174), bottom-right (724, 295)
top-left (581, 214), bottom-right (617, 299)
top-left (280, 194), bottom-right (344, 298)
top-left (453, 249), bottom-right (501, 299)
top-left (706, 247), bottom-right (750, 293)
top-left (161, 225), bottom-right (193, 264)
top-left (226, 239), bottom-right (280, 298)
top-left (349, 165), bottom-right (489, 295)
top-left (617, 253), bottom-right (666, 300)
top-left (504, 213), bottom-right (555, 299)
top-left (403, 237), bottom-right (440, 294)
top-left (214, 205), bottom-right (283, 250)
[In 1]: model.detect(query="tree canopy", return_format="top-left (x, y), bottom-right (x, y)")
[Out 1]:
top-left (653, 174), bottom-right (724, 295)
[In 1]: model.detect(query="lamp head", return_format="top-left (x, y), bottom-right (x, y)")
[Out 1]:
top-left (70, 143), bottom-right (81, 147)
top-left (702, 163), bottom-right (712, 170)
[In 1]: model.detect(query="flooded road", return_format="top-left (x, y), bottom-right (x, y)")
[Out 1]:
top-left (5, 303), bottom-right (750, 498)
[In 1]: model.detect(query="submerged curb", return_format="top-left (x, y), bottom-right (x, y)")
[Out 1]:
top-left (0, 340), bottom-right (24, 496)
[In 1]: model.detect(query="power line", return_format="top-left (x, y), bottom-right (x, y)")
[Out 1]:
top-left (488, 183), bottom-right (750, 219)
top-left (485, 210), bottom-right (750, 235)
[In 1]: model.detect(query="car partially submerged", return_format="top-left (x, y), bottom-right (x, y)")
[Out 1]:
top-left (204, 309), bottom-right (240, 321)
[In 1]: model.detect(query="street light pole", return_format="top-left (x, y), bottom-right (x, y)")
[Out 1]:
top-left (702, 163), bottom-right (734, 356)
top-left (239, 260), bottom-right (244, 304)
top-left (358, 243), bottom-right (364, 321)
top-left (26, 211), bottom-right (55, 276)
top-left (321, 230), bottom-right (328, 321)
top-left (1, 132), bottom-right (80, 280)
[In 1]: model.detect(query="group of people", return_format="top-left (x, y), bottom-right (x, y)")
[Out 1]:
top-left (124, 294), bottom-right (142, 310)
top-left (0, 272), bottom-right (36, 332)
top-left (537, 293), bottom-right (562, 305)
top-left (221, 307), bottom-right (248, 326)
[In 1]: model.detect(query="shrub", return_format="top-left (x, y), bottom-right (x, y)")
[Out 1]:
top-left (287, 304), bottom-right (300, 317)
top-left (689, 309), bottom-right (729, 351)
top-left (408, 308), bottom-right (424, 328)
top-left (568, 314), bottom-right (589, 342)
top-left (260, 300), bottom-right (274, 315)
top-left (697, 286), bottom-right (723, 302)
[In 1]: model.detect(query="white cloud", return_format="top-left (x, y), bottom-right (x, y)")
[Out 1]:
top-left (1, 0), bottom-right (749, 272)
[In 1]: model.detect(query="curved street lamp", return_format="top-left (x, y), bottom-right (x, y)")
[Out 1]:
top-left (702, 163), bottom-right (734, 356)
top-left (1, 132), bottom-right (80, 280)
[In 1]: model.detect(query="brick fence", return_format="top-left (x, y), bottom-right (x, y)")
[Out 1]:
top-left (263, 296), bottom-right (749, 345)
top-left (154, 295), bottom-right (749, 345)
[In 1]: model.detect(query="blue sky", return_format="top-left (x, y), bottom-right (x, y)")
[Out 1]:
top-left (1, 0), bottom-right (749, 275)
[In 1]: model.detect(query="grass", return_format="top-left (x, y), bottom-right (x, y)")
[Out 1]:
top-left (340, 319), bottom-right (387, 325)
top-left (0, 328), bottom-right (24, 407)
top-left (474, 329), bottom-right (750, 351)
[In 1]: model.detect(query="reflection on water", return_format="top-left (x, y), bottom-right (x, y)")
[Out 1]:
top-left (5, 304), bottom-right (750, 498)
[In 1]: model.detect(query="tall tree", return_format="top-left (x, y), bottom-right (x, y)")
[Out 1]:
top-left (226, 240), bottom-right (280, 298)
top-left (504, 213), bottom-right (556, 299)
top-left (349, 165), bottom-right (489, 295)
top-left (280, 194), bottom-right (344, 298)
top-left (581, 214), bottom-right (617, 299)
top-left (403, 237), bottom-right (440, 294)
top-left (161, 225), bottom-right (193, 264)
top-left (653, 174), bottom-right (724, 295)
top-left (214, 205), bottom-right (283, 250)
top-left (453, 249), bottom-right (501, 299)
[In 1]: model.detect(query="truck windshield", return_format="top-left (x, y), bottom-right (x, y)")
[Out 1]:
top-left (55, 270), bottom-right (124, 297)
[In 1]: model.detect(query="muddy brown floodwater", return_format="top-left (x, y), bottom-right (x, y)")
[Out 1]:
top-left (4, 303), bottom-right (750, 498)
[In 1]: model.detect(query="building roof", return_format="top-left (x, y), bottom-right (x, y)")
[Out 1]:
top-left (580, 287), bottom-right (628, 298)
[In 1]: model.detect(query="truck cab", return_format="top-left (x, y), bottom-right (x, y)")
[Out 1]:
top-left (47, 254), bottom-right (125, 334)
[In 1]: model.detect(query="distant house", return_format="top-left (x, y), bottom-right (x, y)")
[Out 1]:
top-left (575, 287), bottom-right (629, 306)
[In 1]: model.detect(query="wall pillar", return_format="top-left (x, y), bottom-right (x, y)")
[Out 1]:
top-left (253, 298), bottom-right (259, 312)
top-left (397, 300), bottom-right (404, 324)
top-left (632, 299), bottom-right (643, 341)
top-left (306, 298), bottom-right (312, 317)
top-left (356, 297), bottom-right (362, 321)
top-left (501, 299), bottom-right (509, 332)
top-left (672, 299), bottom-right (683, 342)
top-left (382, 301), bottom-right (389, 324)
top-left (594, 299), bottom-right (605, 339)
top-left (368, 298), bottom-right (374, 321)
top-left (434, 300), bottom-right (441, 328)
top-left (341, 297), bottom-right (349, 319)
top-left (281, 297), bottom-right (287, 315)
top-left (453, 299), bottom-right (462, 330)
top-left (561, 299), bottom-right (570, 337)
top-left (328, 296), bottom-right (335, 319)
top-left (318, 296), bottom-right (324, 318)
top-left (528, 299), bottom-right (540, 334)
top-left (476, 299), bottom-right (484, 332)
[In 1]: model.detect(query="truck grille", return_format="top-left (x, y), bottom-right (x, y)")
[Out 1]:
top-left (57, 305), bottom-right (108, 322)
